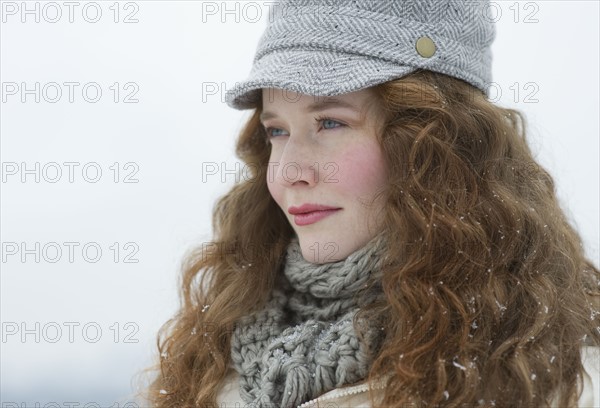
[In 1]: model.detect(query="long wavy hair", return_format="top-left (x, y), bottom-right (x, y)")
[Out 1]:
top-left (141, 70), bottom-right (600, 407)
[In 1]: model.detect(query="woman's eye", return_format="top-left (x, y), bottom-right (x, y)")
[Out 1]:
top-left (263, 118), bottom-right (345, 139)
top-left (319, 117), bottom-right (345, 130)
top-left (264, 127), bottom-right (287, 138)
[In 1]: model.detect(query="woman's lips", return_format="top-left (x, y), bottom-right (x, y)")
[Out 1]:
top-left (293, 209), bottom-right (341, 226)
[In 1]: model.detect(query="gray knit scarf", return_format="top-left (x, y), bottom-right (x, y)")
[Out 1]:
top-left (230, 233), bottom-right (387, 408)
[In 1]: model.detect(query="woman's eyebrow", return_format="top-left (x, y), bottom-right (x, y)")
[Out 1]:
top-left (259, 98), bottom-right (361, 122)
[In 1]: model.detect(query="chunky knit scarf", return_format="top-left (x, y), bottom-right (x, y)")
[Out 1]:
top-left (230, 234), bottom-right (387, 407)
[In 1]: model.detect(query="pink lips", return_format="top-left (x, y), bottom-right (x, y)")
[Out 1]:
top-left (288, 204), bottom-right (342, 226)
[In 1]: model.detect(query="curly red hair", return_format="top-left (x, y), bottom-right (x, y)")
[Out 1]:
top-left (140, 70), bottom-right (600, 407)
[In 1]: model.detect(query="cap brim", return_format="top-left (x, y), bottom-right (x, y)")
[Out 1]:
top-left (224, 47), bottom-right (417, 110)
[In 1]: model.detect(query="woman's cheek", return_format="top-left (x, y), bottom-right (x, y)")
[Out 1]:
top-left (266, 172), bottom-right (283, 208)
top-left (336, 144), bottom-right (387, 194)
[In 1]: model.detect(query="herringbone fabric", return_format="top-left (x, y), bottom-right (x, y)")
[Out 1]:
top-left (225, 0), bottom-right (495, 110)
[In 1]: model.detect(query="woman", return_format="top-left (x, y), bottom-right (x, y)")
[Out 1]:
top-left (145, 0), bottom-right (600, 406)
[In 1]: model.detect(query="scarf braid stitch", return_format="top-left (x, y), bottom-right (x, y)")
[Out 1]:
top-left (230, 234), bottom-right (387, 407)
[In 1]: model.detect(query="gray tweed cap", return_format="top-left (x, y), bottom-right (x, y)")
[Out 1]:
top-left (224, 0), bottom-right (496, 110)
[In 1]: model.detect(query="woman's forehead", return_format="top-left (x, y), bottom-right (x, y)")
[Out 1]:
top-left (260, 87), bottom-right (380, 121)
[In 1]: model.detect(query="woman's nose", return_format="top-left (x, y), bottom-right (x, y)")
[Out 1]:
top-left (271, 135), bottom-right (319, 187)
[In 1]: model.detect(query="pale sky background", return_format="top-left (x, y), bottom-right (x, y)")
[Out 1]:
top-left (1, 1), bottom-right (598, 404)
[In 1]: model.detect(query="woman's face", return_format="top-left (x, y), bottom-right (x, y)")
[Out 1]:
top-left (261, 88), bottom-right (388, 263)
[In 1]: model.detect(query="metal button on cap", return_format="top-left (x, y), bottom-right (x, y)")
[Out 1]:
top-left (416, 36), bottom-right (436, 58)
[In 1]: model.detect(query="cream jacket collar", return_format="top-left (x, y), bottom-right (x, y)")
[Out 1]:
top-left (217, 346), bottom-right (600, 407)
